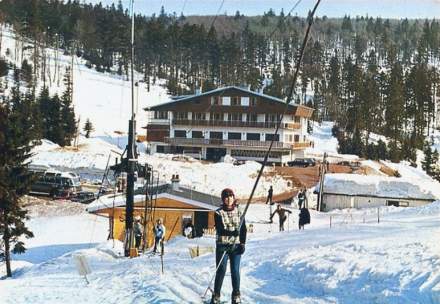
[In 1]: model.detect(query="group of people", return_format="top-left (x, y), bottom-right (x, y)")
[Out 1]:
top-left (266, 186), bottom-right (311, 231)
top-left (132, 216), bottom-right (166, 254)
top-left (128, 186), bottom-right (309, 304)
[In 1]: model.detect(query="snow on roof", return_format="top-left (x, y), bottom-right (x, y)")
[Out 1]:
top-left (321, 173), bottom-right (438, 200)
top-left (86, 186), bottom-right (221, 213)
top-left (145, 85), bottom-right (306, 110)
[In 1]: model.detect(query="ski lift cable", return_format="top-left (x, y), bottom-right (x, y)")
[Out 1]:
top-left (202, 0), bottom-right (321, 298)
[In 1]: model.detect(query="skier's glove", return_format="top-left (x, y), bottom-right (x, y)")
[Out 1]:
top-left (236, 243), bottom-right (245, 255)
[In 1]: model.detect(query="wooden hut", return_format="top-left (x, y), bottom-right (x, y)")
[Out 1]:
top-left (87, 182), bottom-right (222, 248)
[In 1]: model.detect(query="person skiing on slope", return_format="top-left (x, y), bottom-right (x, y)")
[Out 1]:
top-left (270, 204), bottom-right (292, 231)
top-left (211, 188), bottom-right (247, 304)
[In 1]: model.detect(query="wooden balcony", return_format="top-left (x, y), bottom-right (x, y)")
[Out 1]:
top-left (172, 119), bottom-right (277, 129)
top-left (284, 122), bottom-right (301, 130)
top-left (291, 141), bottom-right (313, 149)
top-left (164, 137), bottom-right (291, 149)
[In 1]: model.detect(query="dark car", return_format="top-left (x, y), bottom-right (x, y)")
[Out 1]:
top-left (30, 170), bottom-right (82, 198)
top-left (287, 158), bottom-right (316, 168)
top-left (71, 191), bottom-right (96, 204)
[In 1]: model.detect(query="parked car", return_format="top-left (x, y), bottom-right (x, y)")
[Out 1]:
top-left (29, 170), bottom-right (82, 198)
top-left (71, 191), bottom-right (96, 204)
top-left (287, 158), bottom-right (316, 168)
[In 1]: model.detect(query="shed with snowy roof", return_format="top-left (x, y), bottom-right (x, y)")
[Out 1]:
top-left (316, 173), bottom-right (437, 211)
top-left (87, 178), bottom-right (222, 247)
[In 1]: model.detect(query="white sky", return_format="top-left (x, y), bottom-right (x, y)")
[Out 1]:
top-left (84, 0), bottom-right (440, 19)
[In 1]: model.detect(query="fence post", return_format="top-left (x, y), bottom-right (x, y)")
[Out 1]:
top-left (377, 207), bottom-right (380, 224)
top-left (329, 215), bottom-right (332, 228)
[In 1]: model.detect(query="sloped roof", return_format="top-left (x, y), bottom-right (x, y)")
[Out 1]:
top-left (144, 85), bottom-right (309, 111)
top-left (317, 173), bottom-right (437, 200)
top-left (86, 183), bottom-right (222, 213)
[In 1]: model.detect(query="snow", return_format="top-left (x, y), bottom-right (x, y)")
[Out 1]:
top-left (322, 173), bottom-right (438, 200)
top-left (1, 202), bottom-right (440, 303)
top-left (305, 121), bottom-right (359, 162)
top-left (0, 25), bottom-right (170, 136)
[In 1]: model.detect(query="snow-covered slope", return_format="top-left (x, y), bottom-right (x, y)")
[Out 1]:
top-left (0, 25), bottom-right (170, 136)
top-left (2, 203), bottom-right (439, 303)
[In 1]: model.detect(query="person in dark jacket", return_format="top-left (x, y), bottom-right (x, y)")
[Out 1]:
top-left (266, 186), bottom-right (273, 205)
top-left (211, 188), bottom-right (247, 304)
top-left (270, 204), bottom-right (292, 231)
top-left (297, 188), bottom-right (306, 209)
top-left (298, 207), bottom-right (311, 230)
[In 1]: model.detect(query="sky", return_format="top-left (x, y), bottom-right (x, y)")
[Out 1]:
top-left (84, 0), bottom-right (440, 19)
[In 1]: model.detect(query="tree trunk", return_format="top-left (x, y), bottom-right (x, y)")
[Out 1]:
top-left (3, 211), bottom-right (11, 277)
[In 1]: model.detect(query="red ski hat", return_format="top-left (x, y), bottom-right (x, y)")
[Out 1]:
top-left (221, 188), bottom-right (235, 202)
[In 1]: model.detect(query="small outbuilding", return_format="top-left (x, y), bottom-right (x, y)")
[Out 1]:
top-left (87, 181), bottom-right (222, 247)
top-left (316, 173), bottom-right (437, 211)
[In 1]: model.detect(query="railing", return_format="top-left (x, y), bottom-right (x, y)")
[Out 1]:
top-left (147, 119), bottom-right (170, 125)
top-left (284, 122), bottom-right (302, 130)
top-left (172, 119), bottom-right (278, 129)
top-left (292, 141), bottom-right (313, 149)
top-left (164, 137), bottom-right (291, 149)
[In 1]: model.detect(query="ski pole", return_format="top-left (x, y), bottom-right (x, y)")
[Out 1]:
top-left (202, 250), bottom-right (228, 299)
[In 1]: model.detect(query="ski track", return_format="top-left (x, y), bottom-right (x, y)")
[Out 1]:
top-left (2, 204), bottom-right (440, 304)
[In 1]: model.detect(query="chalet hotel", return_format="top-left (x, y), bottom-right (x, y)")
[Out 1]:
top-left (144, 86), bottom-right (313, 164)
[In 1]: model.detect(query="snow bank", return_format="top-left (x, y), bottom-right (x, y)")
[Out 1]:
top-left (323, 173), bottom-right (438, 200)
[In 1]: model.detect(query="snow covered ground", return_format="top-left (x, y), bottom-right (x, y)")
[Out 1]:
top-left (1, 202), bottom-right (439, 303)
top-left (0, 25), bottom-right (170, 136)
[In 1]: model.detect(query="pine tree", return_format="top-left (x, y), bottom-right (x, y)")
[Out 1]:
top-left (60, 67), bottom-right (76, 146)
top-left (422, 140), bottom-right (433, 175)
top-left (0, 98), bottom-right (35, 278)
top-left (83, 118), bottom-right (94, 138)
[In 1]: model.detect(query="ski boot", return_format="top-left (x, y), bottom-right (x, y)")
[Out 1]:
top-left (210, 293), bottom-right (221, 304)
top-left (231, 292), bottom-right (241, 304)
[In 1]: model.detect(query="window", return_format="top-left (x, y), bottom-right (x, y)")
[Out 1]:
top-left (231, 96), bottom-right (241, 106)
top-left (228, 113), bottom-right (242, 121)
top-left (265, 134), bottom-right (279, 141)
top-left (222, 96), bottom-right (231, 106)
top-left (154, 111), bottom-right (168, 119)
top-left (246, 133), bottom-right (260, 141)
top-left (210, 132), bottom-right (223, 139)
top-left (193, 112), bottom-right (206, 120)
top-left (174, 130), bottom-right (187, 138)
top-left (247, 114), bottom-right (257, 122)
top-left (294, 135), bottom-right (300, 142)
top-left (228, 132), bottom-right (241, 140)
top-left (265, 114), bottom-right (279, 123)
top-left (211, 96), bottom-right (221, 105)
top-left (175, 112), bottom-right (188, 120)
top-left (211, 113), bottom-right (223, 121)
top-left (241, 97), bottom-right (249, 106)
top-left (192, 131), bottom-right (204, 138)
top-left (250, 97), bottom-right (257, 106)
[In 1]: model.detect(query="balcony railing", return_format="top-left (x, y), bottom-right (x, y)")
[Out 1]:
top-left (172, 119), bottom-right (278, 129)
top-left (284, 122), bottom-right (301, 130)
top-left (164, 137), bottom-right (291, 149)
top-left (292, 141), bottom-right (313, 149)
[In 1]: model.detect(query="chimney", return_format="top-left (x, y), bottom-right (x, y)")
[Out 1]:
top-left (171, 174), bottom-right (180, 191)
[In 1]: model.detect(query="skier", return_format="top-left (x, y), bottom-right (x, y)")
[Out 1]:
top-left (270, 204), bottom-right (292, 231)
top-left (153, 218), bottom-right (166, 253)
top-left (299, 207), bottom-right (311, 230)
top-left (133, 216), bottom-right (143, 250)
top-left (265, 185), bottom-right (273, 205)
top-left (211, 188), bottom-right (247, 304)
